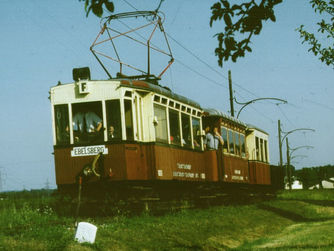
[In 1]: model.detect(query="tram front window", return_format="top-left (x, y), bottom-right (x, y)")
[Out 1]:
top-left (235, 133), bottom-right (241, 156)
top-left (181, 114), bottom-right (191, 148)
top-left (72, 101), bottom-right (103, 144)
top-left (154, 104), bottom-right (168, 143)
top-left (124, 99), bottom-right (134, 140)
top-left (169, 109), bottom-right (180, 145)
top-left (240, 134), bottom-right (246, 157)
top-left (228, 130), bottom-right (235, 154)
top-left (106, 100), bottom-right (122, 140)
top-left (54, 104), bottom-right (70, 145)
top-left (221, 127), bottom-right (228, 153)
top-left (192, 118), bottom-right (201, 150)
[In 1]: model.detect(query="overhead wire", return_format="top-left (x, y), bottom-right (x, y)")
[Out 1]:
top-left (111, 0), bottom-right (287, 122)
top-left (278, 105), bottom-right (296, 128)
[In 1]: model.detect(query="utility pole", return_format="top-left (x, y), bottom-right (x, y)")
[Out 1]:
top-left (228, 70), bottom-right (234, 117)
top-left (278, 120), bottom-right (283, 172)
top-left (286, 138), bottom-right (291, 190)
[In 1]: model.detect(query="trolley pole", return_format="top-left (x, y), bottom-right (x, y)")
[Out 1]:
top-left (228, 70), bottom-right (234, 117)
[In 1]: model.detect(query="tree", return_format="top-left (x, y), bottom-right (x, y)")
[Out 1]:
top-left (296, 0), bottom-right (334, 67)
top-left (80, 0), bottom-right (114, 17)
top-left (82, 0), bottom-right (333, 68)
top-left (209, 0), bottom-right (282, 67)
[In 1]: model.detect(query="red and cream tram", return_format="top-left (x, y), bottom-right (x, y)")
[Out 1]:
top-left (50, 11), bottom-right (277, 194)
top-left (50, 70), bottom-right (272, 191)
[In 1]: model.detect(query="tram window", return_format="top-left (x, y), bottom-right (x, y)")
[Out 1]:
top-left (235, 133), bottom-right (241, 156)
top-left (221, 127), bottom-right (228, 153)
top-left (169, 100), bottom-right (174, 107)
top-left (264, 140), bottom-right (268, 162)
top-left (125, 91), bottom-right (132, 97)
top-left (192, 117), bottom-right (201, 150)
top-left (54, 104), bottom-right (70, 145)
top-left (240, 134), bottom-right (246, 157)
top-left (124, 99), bottom-right (134, 140)
top-left (260, 138), bottom-right (264, 161)
top-left (181, 113), bottom-right (191, 148)
top-left (154, 104), bottom-right (168, 143)
top-left (72, 101), bottom-right (103, 144)
top-left (228, 130), bottom-right (235, 154)
top-left (161, 98), bottom-right (167, 104)
top-left (169, 109), bottom-right (180, 145)
top-left (106, 100), bottom-right (122, 140)
top-left (255, 136), bottom-right (260, 160)
top-left (154, 95), bottom-right (160, 102)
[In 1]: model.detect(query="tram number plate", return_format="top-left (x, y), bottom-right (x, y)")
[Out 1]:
top-left (71, 145), bottom-right (108, 157)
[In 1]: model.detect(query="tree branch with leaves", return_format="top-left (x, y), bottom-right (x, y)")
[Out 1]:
top-left (80, 0), bottom-right (114, 17)
top-left (210, 0), bottom-right (282, 67)
top-left (296, 0), bottom-right (334, 67)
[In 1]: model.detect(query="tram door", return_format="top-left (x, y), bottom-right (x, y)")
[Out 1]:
top-left (124, 94), bottom-right (148, 180)
top-left (133, 94), bottom-right (143, 141)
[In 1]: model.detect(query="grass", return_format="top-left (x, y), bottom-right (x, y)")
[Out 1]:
top-left (0, 189), bottom-right (334, 250)
top-left (238, 220), bottom-right (334, 250)
top-left (277, 189), bottom-right (334, 201)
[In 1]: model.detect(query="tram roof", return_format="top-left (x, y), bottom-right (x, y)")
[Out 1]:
top-left (246, 124), bottom-right (269, 135)
top-left (117, 78), bottom-right (202, 109)
top-left (51, 78), bottom-right (201, 109)
top-left (203, 108), bottom-right (247, 128)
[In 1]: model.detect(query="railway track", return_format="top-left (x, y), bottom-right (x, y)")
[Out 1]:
top-left (55, 181), bottom-right (277, 217)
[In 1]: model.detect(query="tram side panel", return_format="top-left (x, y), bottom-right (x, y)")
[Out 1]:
top-left (54, 144), bottom-right (128, 185)
top-left (222, 154), bottom-right (249, 183)
top-left (153, 145), bottom-right (214, 182)
top-left (123, 143), bottom-right (149, 180)
top-left (248, 161), bottom-right (271, 185)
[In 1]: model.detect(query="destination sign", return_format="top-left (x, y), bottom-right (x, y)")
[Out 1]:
top-left (71, 145), bottom-right (108, 157)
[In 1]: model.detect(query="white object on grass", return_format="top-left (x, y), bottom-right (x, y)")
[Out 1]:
top-left (75, 222), bottom-right (97, 244)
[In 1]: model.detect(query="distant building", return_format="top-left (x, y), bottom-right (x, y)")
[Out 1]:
top-left (285, 180), bottom-right (303, 190)
top-left (309, 178), bottom-right (334, 189)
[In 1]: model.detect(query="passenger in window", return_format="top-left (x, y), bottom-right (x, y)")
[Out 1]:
top-left (205, 126), bottom-right (224, 150)
top-left (73, 111), bottom-right (85, 133)
top-left (72, 111), bottom-right (85, 142)
top-left (85, 111), bottom-right (102, 133)
top-left (213, 126), bottom-right (224, 148)
top-left (108, 125), bottom-right (115, 139)
top-left (72, 110), bottom-right (102, 142)
top-left (193, 134), bottom-right (200, 148)
top-left (203, 125), bottom-right (210, 149)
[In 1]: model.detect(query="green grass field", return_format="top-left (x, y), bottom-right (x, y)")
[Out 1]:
top-left (0, 189), bottom-right (333, 250)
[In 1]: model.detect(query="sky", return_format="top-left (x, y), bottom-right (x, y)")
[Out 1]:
top-left (0, 0), bottom-right (333, 191)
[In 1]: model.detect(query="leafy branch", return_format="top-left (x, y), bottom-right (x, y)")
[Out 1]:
top-left (210, 0), bottom-right (282, 67)
top-left (79, 0), bottom-right (114, 17)
top-left (296, 0), bottom-right (334, 67)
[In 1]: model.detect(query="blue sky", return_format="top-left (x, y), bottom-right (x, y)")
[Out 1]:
top-left (0, 0), bottom-right (333, 191)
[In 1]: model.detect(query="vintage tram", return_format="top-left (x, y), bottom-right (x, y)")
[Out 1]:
top-left (50, 11), bottom-right (281, 198)
top-left (50, 71), bottom-right (273, 193)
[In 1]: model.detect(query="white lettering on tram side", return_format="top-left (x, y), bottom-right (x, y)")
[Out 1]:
top-left (71, 145), bottom-right (108, 157)
top-left (177, 163), bottom-right (191, 170)
top-left (231, 175), bottom-right (244, 181)
top-left (172, 171), bottom-right (205, 179)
